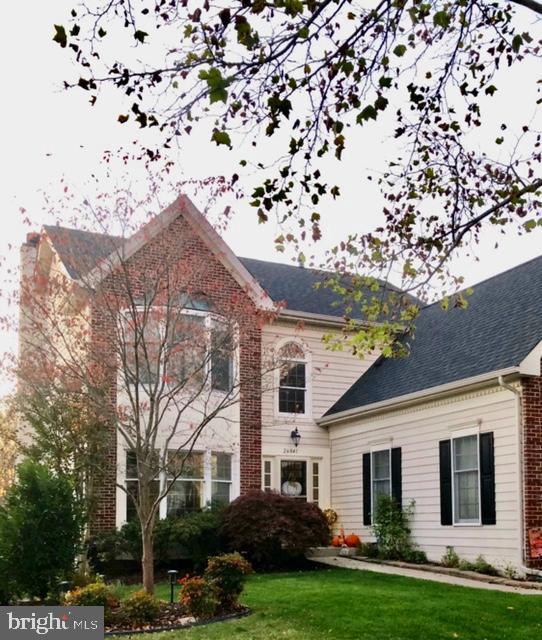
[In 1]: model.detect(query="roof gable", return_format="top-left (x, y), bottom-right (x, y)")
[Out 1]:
top-left (44, 195), bottom-right (274, 311)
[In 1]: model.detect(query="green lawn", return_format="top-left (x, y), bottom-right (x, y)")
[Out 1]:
top-left (117, 568), bottom-right (541, 640)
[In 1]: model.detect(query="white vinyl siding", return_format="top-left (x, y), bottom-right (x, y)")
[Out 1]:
top-left (330, 385), bottom-right (521, 570)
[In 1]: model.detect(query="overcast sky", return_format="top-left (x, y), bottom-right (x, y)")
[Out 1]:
top-left (1, 1), bottom-right (541, 396)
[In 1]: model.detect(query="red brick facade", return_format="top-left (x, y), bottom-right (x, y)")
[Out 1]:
top-left (90, 210), bottom-right (265, 531)
top-left (521, 372), bottom-right (542, 569)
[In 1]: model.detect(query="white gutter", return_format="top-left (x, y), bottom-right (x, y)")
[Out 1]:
top-left (317, 367), bottom-right (520, 426)
top-left (498, 376), bottom-right (542, 579)
top-left (278, 308), bottom-right (358, 327)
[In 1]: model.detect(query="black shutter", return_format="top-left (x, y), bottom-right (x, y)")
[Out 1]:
top-left (439, 440), bottom-right (453, 525)
top-left (479, 432), bottom-right (496, 525)
top-left (391, 447), bottom-right (402, 507)
top-left (362, 453), bottom-right (371, 526)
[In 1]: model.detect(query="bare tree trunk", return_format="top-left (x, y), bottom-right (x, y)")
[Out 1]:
top-left (142, 524), bottom-right (155, 595)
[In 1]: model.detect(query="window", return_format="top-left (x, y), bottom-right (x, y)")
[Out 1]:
top-left (280, 460), bottom-right (307, 500)
top-left (453, 434), bottom-right (480, 524)
top-left (211, 452), bottom-right (232, 505)
top-left (168, 314), bottom-right (207, 386)
top-left (371, 449), bottom-right (391, 508)
top-left (263, 459), bottom-right (272, 491)
top-left (278, 343), bottom-right (306, 414)
top-left (210, 324), bottom-right (234, 392)
top-left (124, 311), bottom-right (162, 385)
top-left (125, 450), bottom-right (160, 522)
top-left (124, 307), bottom-right (235, 392)
top-left (166, 450), bottom-right (204, 516)
top-left (312, 462), bottom-right (320, 504)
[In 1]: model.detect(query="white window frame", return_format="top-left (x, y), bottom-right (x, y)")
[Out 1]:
top-left (119, 306), bottom-right (237, 393)
top-left (165, 449), bottom-right (205, 517)
top-left (451, 429), bottom-right (481, 526)
top-left (370, 445), bottom-right (391, 517)
top-left (210, 451), bottom-right (233, 505)
top-left (121, 447), bottom-right (236, 524)
top-left (275, 338), bottom-right (311, 418)
top-left (264, 456), bottom-right (322, 505)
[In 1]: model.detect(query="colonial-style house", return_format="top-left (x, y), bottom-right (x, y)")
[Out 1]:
top-left (18, 195), bottom-right (542, 575)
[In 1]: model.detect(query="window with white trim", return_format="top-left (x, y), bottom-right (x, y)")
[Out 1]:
top-left (125, 450), bottom-right (160, 522)
top-left (278, 342), bottom-right (306, 414)
top-left (211, 452), bottom-right (232, 505)
top-left (263, 459), bottom-right (272, 491)
top-left (371, 449), bottom-right (391, 510)
top-left (312, 462), bottom-right (320, 504)
top-left (166, 450), bottom-right (204, 516)
top-left (452, 434), bottom-right (480, 524)
top-left (122, 305), bottom-right (235, 392)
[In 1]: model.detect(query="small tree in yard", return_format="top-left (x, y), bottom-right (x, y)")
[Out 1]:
top-left (0, 460), bottom-right (82, 601)
top-left (15, 180), bottom-right (276, 593)
top-left (14, 389), bottom-right (108, 526)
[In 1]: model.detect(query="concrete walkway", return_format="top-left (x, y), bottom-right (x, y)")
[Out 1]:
top-left (313, 556), bottom-right (542, 595)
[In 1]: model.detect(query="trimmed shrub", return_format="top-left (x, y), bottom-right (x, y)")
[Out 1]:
top-left (179, 575), bottom-right (218, 619)
top-left (0, 460), bottom-right (82, 600)
top-left (64, 582), bottom-right (119, 624)
top-left (220, 491), bottom-right (330, 568)
top-left (170, 510), bottom-right (224, 569)
top-left (204, 553), bottom-right (252, 609)
top-left (121, 590), bottom-right (161, 625)
top-left (89, 509), bottom-right (223, 572)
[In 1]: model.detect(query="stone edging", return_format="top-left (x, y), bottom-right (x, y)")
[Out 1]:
top-left (352, 557), bottom-right (542, 591)
top-left (104, 607), bottom-right (251, 636)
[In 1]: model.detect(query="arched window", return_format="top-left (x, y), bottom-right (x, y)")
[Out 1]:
top-left (278, 342), bottom-right (307, 414)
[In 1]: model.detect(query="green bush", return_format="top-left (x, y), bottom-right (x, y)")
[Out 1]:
top-left (402, 547), bottom-right (428, 564)
top-left (204, 553), bottom-right (252, 609)
top-left (0, 460), bottom-right (82, 600)
top-left (90, 509), bottom-right (223, 571)
top-left (120, 590), bottom-right (161, 625)
top-left (358, 542), bottom-right (379, 558)
top-left (441, 546), bottom-right (461, 568)
top-left (171, 510), bottom-right (224, 569)
top-left (372, 495), bottom-right (416, 561)
top-left (472, 555), bottom-right (499, 576)
top-left (179, 575), bottom-right (218, 619)
top-left (220, 491), bottom-right (330, 568)
top-left (64, 582), bottom-right (119, 624)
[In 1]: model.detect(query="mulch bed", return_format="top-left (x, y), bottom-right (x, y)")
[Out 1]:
top-left (105, 604), bottom-right (251, 636)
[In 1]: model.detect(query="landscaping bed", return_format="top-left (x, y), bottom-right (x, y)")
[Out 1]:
top-left (352, 556), bottom-right (542, 590)
top-left (105, 604), bottom-right (250, 636)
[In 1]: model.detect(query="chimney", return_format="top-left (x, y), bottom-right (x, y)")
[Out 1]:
top-left (18, 231), bottom-right (41, 385)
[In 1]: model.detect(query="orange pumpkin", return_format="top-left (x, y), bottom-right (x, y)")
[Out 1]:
top-left (345, 533), bottom-right (361, 548)
top-left (332, 536), bottom-right (342, 547)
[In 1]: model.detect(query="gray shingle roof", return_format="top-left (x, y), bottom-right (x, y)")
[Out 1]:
top-left (326, 254), bottom-right (542, 416)
top-left (239, 257), bottom-right (375, 318)
top-left (43, 226), bottom-right (124, 279)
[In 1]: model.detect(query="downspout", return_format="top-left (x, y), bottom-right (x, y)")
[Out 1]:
top-left (498, 376), bottom-right (542, 578)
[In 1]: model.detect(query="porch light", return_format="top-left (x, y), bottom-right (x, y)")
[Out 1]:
top-left (290, 428), bottom-right (301, 448)
top-left (167, 569), bottom-right (179, 604)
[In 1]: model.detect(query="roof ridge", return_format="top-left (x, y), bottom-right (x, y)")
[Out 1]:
top-left (418, 252), bottom-right (542, 313)
top-left (43, 223), bottom-right (124, 241)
